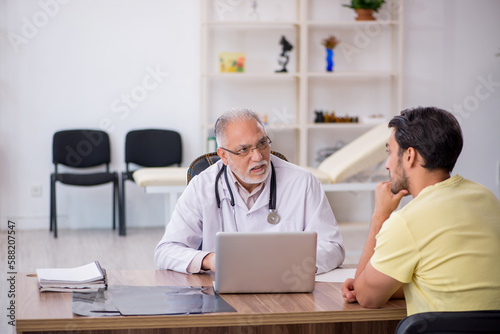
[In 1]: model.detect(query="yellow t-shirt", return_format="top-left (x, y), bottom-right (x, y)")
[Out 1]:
top-left (371, 175), bottom-right (500, 316)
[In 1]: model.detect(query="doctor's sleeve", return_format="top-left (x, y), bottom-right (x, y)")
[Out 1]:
top-left (304, 175), bottom-right (345, 274)
top-left (154, 181), bottom-right (208, 273)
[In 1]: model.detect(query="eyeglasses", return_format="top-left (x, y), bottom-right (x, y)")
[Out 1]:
top-left (220, 136), bottom-right (272, 157)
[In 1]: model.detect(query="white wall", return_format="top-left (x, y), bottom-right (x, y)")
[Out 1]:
top-left (0, 0), bottom-right (499, 230)
top-left (0, 0), bottom-right (200, 230)
top-left (401, 0), bottom-right (500, 200)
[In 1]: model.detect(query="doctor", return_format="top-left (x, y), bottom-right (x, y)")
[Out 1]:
top-left (155, 109), bottom-right (345, 274)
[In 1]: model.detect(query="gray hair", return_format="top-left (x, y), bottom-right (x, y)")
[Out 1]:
top-left (214, 108), bottom-right (266, 147)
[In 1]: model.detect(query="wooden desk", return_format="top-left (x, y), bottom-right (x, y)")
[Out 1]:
top-left (17, 270), bottom-right (406, 334)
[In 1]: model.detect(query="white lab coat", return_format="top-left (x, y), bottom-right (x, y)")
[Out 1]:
top-left (154, 156), bottom-right (345, 274)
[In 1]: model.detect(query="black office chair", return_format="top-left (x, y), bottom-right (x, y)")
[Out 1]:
top-left (395, 310), bottom-right (500, 334)
top-left (50, 129), bottom-right (119, 238)
top-left (120, 129), bottom-right (182, 235)
top-left (187, 151), bottom-right (288, 184)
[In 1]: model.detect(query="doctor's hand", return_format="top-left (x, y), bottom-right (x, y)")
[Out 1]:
top-left (342, 278), bottom-right (357, 303)
top-left (201, 252), bottom-right (216, 272)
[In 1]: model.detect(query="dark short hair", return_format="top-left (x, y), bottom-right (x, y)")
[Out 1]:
top-left (388, 106), bottom-right (463, 172)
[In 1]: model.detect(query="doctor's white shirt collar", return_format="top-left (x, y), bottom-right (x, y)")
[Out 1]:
top-left (226, 164), bottom-right (265, 210)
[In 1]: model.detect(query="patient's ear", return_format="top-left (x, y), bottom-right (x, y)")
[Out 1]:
top-left (406, 147), bottom-right (419, 167)
top-left (217, 147), bottom-right (229, 165)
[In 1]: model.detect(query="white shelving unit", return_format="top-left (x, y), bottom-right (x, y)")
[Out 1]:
top-left (200, 0), bottom-right (402, 168)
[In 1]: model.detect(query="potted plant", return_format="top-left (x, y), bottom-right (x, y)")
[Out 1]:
top-left (343, 0), bottom-right (385, 21)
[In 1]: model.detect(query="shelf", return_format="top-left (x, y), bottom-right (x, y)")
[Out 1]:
top-left (202, 21), bottom-right (299, 27)
top-left (203, 72), bottom-right (392, 79)
top-left (307, 20), bottom-right (399, 28)
top-left (307, 71), bottom-right (394, 79)
top-left (307, 123), bottom-right (384, 130)
top-left (266, 123), bottom-right (300, 131)
top-left (203, 123), bottom-right (300, 131)
top-left (200, 0), bottom-right (402, 166)
top-left (203, 73), bottom-right (299, 79)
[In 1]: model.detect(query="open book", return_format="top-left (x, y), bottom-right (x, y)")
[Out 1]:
top-left (36, 261), bottom-right (107, 292)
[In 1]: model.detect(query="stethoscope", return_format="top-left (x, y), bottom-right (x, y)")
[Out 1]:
top-left (215, 162), bottom-right (280, 225)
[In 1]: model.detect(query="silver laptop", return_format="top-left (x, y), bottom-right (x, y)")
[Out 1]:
top-left (214, 231), bottom-right (317, 294)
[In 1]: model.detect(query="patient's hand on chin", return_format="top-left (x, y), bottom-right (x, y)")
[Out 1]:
top-left (392, 186), bottom-right (410, 197)
top-left (374, 181), bottom-right (408, 219)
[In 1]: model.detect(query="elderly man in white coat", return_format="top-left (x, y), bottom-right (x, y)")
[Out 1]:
top-left (155, 109), bottom-right (345, 274)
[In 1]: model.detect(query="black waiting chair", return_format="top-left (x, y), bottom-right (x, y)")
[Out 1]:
top-left (395, 310), bottom-right (500, 334)
top-left (187, 151), bottom-right (288, 184)
top-left (50, 130), bottom-right (119, 238)
top-left (120, 129), bottom-right (182, 235)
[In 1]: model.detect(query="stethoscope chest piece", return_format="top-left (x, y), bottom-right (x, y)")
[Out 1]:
top-left (267, 210), bottom-right (280, 225)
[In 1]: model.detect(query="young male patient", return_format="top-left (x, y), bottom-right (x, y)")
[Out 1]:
top-left (342, 106), bottom-right (500, 316)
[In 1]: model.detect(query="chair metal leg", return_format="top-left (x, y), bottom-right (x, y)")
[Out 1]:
top-left (112, 178), bottom-right (116, 230)
top-left (50, 175), bottom-right (54, 232)
top-left (51, 177), bottom-right (58, 238)
top-left (119, 176), bottom-right (126, 236)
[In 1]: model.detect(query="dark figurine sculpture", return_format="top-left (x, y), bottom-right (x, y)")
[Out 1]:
top-left (275, 36), bottom-right (293, 73)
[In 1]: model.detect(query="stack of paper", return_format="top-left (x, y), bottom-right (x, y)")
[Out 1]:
top-left (36, 261), bottom-right (107, 292)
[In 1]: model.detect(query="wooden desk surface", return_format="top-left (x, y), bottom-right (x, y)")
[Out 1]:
top-left (17, 270), bottom-right (406, 334)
